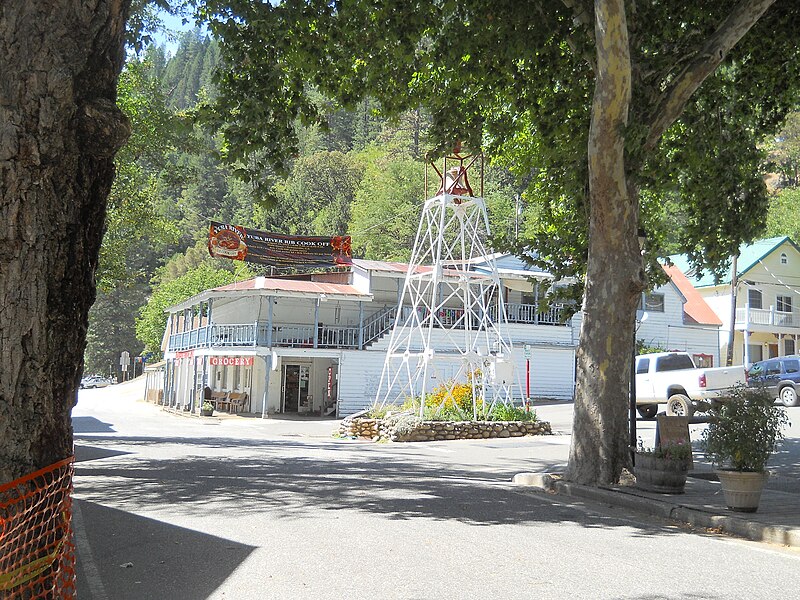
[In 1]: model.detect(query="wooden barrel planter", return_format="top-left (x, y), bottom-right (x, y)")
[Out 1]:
top-left (635, 453), bottom-right (688, 494)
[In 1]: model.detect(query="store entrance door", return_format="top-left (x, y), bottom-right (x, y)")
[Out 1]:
top-left (282, 364), bottom-right (310, 413)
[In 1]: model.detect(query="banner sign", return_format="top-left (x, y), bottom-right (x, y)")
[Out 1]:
top-left (175, 350), bottom-right (194, 360)
top-left (208, 221), bottom-right (352, 268)
top-left (210, 356), bottom-right (254, 367)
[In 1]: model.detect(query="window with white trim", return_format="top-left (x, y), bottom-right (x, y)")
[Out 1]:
top-left (521, 292), bottom-right (536, 306)
top-left (777, 295), bottom-right (793, 313)
top-left (643, 293), bottom-right (665, 312)
top-left (748, 288), bottom-right (763, 309)
top-left (780, 252), bottom-right (788, 265)
top-left (693, 353), bottom-right (713, 368)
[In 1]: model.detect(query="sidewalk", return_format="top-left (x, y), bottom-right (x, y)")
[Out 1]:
top-left (515, 468), bottom-right (800, 547)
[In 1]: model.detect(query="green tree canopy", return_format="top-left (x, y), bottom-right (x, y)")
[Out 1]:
top-left (269, 150), bottom-right (364, 235)
top-left (99, 57), bottom-right (184, 288)
top-left (136, 261), bottom-right (239, 357)
top-left (85, 285), bottom-right (148, 377)
top-left (766, 186), bottom-right (800, 243)
top-left (349, 147), bottom-right (424, 261)
top-left (768, 111), bottom-right (800, 187)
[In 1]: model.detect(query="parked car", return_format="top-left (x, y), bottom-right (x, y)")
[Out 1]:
top-left (746, 355), bottom-right (800, 407)
top-left (80, 375), bottom-right (111, 389)
top-left (635, 351), bottom-right (745, 418)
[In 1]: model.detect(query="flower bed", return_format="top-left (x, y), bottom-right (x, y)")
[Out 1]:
top-left (339, 415), bottom-right (551, 442)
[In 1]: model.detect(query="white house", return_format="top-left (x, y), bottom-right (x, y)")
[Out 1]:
top-left (669, 236), bottom-right (800, 366)
top-left (634, 264), bottom-right (724, 366)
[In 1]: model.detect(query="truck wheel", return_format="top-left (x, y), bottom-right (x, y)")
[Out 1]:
top-left (637, 405), bottom-right (658, 419)
top-left (780, 386), bottom-right (799, 407)
top-left (667, 394), bottom-right (694, 417)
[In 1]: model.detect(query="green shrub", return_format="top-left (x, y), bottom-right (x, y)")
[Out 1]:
top-left (490, 403), bottom-right (537, 422)
top-left (636, 438), bottom-right (692, 462)
top-left (365, 402), bottom-right (401, 419)
top-left (401, 393), bottom-right (536, 422)
top-left (701, 384), bottom-right (789, 471)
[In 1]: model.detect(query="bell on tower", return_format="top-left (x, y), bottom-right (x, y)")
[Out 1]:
top-left (438, 165), bottom-right (473, 197)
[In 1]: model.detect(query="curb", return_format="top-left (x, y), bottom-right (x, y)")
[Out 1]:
top-left (513, 472), bottom-right (800, 548)
top-left (161, 407), bottom-right (222, 421)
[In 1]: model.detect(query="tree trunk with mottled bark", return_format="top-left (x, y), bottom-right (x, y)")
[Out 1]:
top-left (0, 1), bottom-right (131, 484)
top-left (566, 0), bottom-right (645, 485)
top-left (565, 0), bottom-right (776, 486)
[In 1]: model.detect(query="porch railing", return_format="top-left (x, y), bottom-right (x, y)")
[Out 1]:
top-left (491, 302), bottom-right (567, 326)
top-left (736, 307), bottom-right (799, 329)
top-left (269, 324), bottom-right (361, 348)
top-left (166, 301), bottom-right (568, 352)
top-left (211, 323), bottom-right (259, 346)
top-left (169, 325), bottom-right (212, 351)
top-left (362, 305), bottom-right (397, 346)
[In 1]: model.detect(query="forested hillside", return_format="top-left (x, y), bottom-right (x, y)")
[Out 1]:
top-left (85, 28), bottom-right (800, 377)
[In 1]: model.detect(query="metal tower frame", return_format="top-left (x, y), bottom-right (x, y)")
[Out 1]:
top-left (375, 150), bottom-right (518, 418)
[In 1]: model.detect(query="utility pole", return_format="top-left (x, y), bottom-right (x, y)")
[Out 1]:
top-left (726, 254), bottom-right (738, 366)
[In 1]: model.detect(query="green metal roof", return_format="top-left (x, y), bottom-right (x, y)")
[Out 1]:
top-left (669, 236), bottom-right (799, 288)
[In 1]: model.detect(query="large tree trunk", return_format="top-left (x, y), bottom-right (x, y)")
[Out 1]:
top-left (0, 1), bottom-right (130, 484)
top-left (566, 0), bottom-right (644, 485)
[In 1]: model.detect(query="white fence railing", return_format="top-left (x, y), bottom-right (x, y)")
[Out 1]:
top-left (167, 302), bottom-right (569, 352)
top-left (736, 307), bottom-right (799, 328)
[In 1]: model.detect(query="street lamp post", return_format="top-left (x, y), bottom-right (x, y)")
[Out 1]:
top-left (630, 229), bottom-right (648, 466)
top-left (630, 327), bottom-right (638, 466)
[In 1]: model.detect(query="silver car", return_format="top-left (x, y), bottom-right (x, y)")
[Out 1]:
top-left (80, 375), bottom-right (111, 389)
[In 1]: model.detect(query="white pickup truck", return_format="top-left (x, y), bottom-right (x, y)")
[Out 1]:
top-left (635, 352), bottom-right (745, 418)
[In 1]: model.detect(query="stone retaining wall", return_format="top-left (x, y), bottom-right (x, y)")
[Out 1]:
top-left (339, 416), bottom-right (551, 442)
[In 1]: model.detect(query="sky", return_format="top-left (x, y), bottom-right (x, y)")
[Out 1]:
top-left (152, 9), bottom-right (206, 55)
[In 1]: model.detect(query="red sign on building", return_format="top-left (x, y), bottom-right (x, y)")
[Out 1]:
top-left (210, 356), bottom-right (254, 367)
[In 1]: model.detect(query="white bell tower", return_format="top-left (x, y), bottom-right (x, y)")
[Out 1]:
top-left (375, 148), bottom-right (518, 417)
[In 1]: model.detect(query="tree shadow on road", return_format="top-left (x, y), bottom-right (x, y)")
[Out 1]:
top-left (73, 433), bottom-right (682, 538)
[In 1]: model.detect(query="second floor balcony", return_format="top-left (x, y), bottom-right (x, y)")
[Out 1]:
top-left (736, 306), bottom-right (800, 330)
top-left (167, 301), bottom-right (569, 353)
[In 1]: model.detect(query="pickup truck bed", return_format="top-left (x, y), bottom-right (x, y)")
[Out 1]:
top-left (635, 352), bottom-right (745, 417)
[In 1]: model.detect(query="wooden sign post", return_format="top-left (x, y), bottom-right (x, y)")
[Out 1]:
top-left (655, 415), bottom-right (693, 469)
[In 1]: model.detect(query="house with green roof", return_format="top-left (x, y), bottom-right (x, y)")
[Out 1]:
top-left (670, 236), bottom-right (800, 366)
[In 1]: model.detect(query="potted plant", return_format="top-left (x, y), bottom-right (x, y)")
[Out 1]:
top-left (635, 438), bottom-right (692, 494)
top-left (700, 384), bottom-right (789, 512)
top-left (200, 401), bottom-right (215, 417)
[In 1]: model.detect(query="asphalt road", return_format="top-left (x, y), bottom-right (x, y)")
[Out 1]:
top-left (71, 381), bottom-right (800, 599)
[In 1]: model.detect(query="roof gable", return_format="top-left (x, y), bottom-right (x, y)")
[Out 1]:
top-left (661, 264), bottom-right (722, 326)
top-left (670, 236), bottom-right (799, 288)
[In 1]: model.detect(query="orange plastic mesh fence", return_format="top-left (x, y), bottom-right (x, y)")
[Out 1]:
top-left (0, 457), bottom-right (76, 599)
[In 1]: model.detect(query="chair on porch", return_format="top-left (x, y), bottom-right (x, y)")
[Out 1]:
top-left (227, 392), bottom-right (249, 414)
top-left (210, 391), bottom-right (229, 411)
